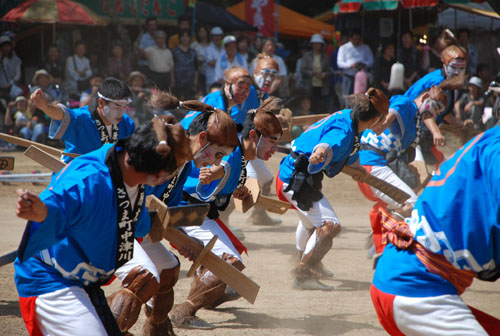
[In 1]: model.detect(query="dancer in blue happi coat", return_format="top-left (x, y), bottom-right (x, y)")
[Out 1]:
top-left (276, 88), bottom-right (389, 291)
top-left (108, 92), bottom-right (240, 334)
top-left (405, 45), bottom-right (468, 165)
top-left (180, 66), bottom-right (253, 130)
top-left (14, 116), bottom-right (192, 336)
top-left (30, 77), bottom-right (135, 163)
top-left (170, 99), bottom-right (283, 329)
top-left (371, 126), bottom-right (500, 336)
top-left (357, 79), bottom-right (461, 258)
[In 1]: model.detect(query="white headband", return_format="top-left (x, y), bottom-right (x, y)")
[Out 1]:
top-left (98, 92), bottom-right (132, 104)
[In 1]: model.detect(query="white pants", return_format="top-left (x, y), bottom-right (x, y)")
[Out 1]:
top-left (182, 218), bottom-right (242, 261)
top-left (281, 183), bottom-right (340, 252)
top-left (246, 158), bottom-right (273, 187)
top-left (393, 294), bottom-right (488, 336)
top-left (36, 286), bottom-right (107, 336)
top-left (115, 237), bottom-right (179, 284)
top-left (368, 165), bottom-right (418, 208)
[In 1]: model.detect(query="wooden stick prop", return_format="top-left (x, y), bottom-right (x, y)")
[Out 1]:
top-left (146, 195), bottom-right (260, 304)
top-left (0, 250), bottom-right (17, 267)
top-left (0, 133), bottom-right (79, 158)
top-left (278, 109), bottom-right (330, 143)
top-left (342, 166), bottom-right (411, 204)
top-left (234, 177), bottom-right (290, 214)
top-left (0, 156), bottom-right (14, 170)
top-left (24, 146), bottom-right (66, 173)
top-left (292, 113), bottom-right (329, 126)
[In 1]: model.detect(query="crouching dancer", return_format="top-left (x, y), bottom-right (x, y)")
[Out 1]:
top-left (170, 99), bottom-right (283, 329)
top-left (276, 88), bottom-right (389, 291)
top-left (14, 117), bottom-right (191, 336)
top-left (108, 93), bottom-right (239, 335)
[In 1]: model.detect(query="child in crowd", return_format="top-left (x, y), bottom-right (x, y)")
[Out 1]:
top-left (455, 76), bottom-right (484, 130)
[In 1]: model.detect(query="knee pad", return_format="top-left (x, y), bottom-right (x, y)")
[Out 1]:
top-left (108, 266), bottom-right (160, 332)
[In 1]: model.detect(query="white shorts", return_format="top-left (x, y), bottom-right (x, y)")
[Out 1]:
top-left (393, 294), bottom-right (488, 336)
top-left (246, 158), bottom-right (273, 186)
top-left (114, 238), bottom-right (179, 283)
top-left (35, 286), bottom-right (108, 335)
top-left (182, 218), bottom-right (242, 261)
top-left (368, 165), bottom-right (418, 208)
top-left (280, 182), bottom-right (339, 229)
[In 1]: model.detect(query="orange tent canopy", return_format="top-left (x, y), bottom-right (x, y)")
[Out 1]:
top-left (227, 2), bottom-right (335, 39)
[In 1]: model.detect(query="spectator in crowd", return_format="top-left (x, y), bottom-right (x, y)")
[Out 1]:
top-left (329, 33), bottom-right (348, 112)
top-left (127, 71), bottom-right (152, 125)
top-left (337, 29), bottom-right (374, 98)
top-left (107, 43), bottom-right (130, 81)
top-left (42, 45), bottom-right (64, 86)
top-left (168, 15), bottom-right (191, 49)
top-left (237, 35), bottom-right (254, 64)
top-left (398, 31), bottom-right (420, 89)
top-left (137, 30), bottom-right (175, 91)
top-left (0, 35), bottom-right (23, 101)
top-left (250, 38), bottom-right (288, 95)
top-left (89, 52), bottom-right (105, 77)
top-left (458, 27), bottom-right (478, 75)
top-left (290, 95), bottom-right (312, 138)
top-left (300, 34), bottom-right (331, 114)
top-left (215, 35), bottom-right (248, 83)
top-left (191, 25), bottom-right (211, 94)
top-left (172, 30), bottom-right (198, 100)
top-left (204, 26), bottom-right (225, 90)
top-left (248, 33), bottom-right (263, 60)
top-left (4, 96), bottom-right (29, 137)
top-left (30, 69), bottom-right (60, 104)
top-left (476, 63), bottom-right (491, 93)
top-left (79, 73), bottom-right (104, 107)
top-left (136, 16), bottom-right (161, 75)
top-left (454, 76), bottom-right (484, 130)
top-left (372, 41), bottom-right (395, 96)
top-left (292, 41), bottom-right (310, 93)
top-left (65, 40), bottom-right (92, 94)
top-left (421, 34), bottom-right (443, 74)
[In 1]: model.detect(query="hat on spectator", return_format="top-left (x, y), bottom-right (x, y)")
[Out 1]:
top-left (32, 69), bottom-right (53, 85)
top-left (223, 35), bottom-right (237, 46)
top-left (128, 71), bottom-right (147, 84)
top-left (15, 96), bottom-right (27, 103)
top-left (210, 26), bottom-right (223, 35)
top-left (468, 76), bottom-right (482, 88)
top-left (0, 35), bottom-right (11, 46)
top-left (310, 34), bottom-right (324, 44)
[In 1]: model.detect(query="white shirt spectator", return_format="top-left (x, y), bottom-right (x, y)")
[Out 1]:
top-left (214, 52), bottom-right (248, 82)
top-left (204, 42), bottom-right (224, 87)
top-left (337, 41), bottom-right (374, 76)
top-left (137, 32), bottom-right (157, 67)
top-left (65, 54), bottom-right (92, 91)
top-left (144, 46), bottom-right (174, 73)
top-left (191, 41), bottom-right (211, 76)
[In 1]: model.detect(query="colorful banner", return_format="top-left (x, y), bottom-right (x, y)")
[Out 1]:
top-left (245, 0), bottom-right (275, 37)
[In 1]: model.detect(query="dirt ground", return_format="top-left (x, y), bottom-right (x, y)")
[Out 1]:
top-left (0, 149), bottom-right (499, 335)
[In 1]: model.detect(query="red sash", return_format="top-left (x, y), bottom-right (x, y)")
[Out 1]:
top-left (215, 218), bottom-right (247, 255)
top-left (379, 208), bottom-right (474, 295)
